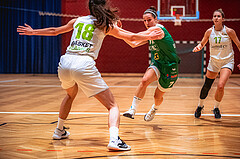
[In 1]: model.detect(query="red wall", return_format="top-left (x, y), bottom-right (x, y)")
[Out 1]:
top-left (61, 0), bottom-right (240, 74)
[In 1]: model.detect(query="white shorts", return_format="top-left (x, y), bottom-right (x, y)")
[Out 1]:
top-left (58, 54), bottom-right (109, 97)
top-left (207, 56), bottom-right (234, 73)
top-left (148, 66), bottom-right (172, 93)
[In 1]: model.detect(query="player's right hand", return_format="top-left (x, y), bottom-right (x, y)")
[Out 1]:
top-left (193, 43), bottom-right (203, 52)
top-left (17, 23), bottom-right (34, 35)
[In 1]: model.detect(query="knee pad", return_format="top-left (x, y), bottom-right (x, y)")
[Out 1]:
top-left (200, 77), bottom-right (215, 99)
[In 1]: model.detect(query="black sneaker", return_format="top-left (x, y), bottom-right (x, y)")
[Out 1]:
top-left (52, 126), bottom-right (70, 140)
top-left (194, 106), bottom-right (204, 118)
top-left (107, 136), bottom-right (131, 151)
top-left (213, 108), bottom-right (221, 119)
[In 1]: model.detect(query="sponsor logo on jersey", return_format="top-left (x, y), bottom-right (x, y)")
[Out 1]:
top-left (149, 40), bottom-right (160, 51)
top-left (70, 40), bottom-right (93, 48)
top-left (211, 45), bottom-right (227, 49)
top-left (221, 32), bottom-right (228, 36)
top-left (69, 40), bottom-right (93, 52)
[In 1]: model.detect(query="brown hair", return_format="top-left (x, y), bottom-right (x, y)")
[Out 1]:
top-left (214, 8), bottom-right (225, 18)
top-left (89, 0), bottom-right (119, 33)
top-left (143, 6), bottom-right (158, 18)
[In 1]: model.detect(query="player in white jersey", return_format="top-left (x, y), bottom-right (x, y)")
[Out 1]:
top-left (193, 9), bottom-right (240, 118)
top-left (17, 0), bottom-right (162, 151)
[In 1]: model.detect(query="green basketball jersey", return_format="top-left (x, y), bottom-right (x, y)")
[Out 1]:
top-left (149, 24), bottom-right (180, 89)
top-left (149, 24), bottom-right (180, 64)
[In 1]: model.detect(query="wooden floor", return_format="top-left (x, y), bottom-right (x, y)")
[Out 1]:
top-left (0, 74), bottom-right (240, 159)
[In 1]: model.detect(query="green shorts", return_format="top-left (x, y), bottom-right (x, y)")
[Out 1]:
top-left (150, 61), bottom-right (178, 91)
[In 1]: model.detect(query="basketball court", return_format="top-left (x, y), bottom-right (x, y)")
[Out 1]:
top-left (1, 0), bottom-right (240, 158)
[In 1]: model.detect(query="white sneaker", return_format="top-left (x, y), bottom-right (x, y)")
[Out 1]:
top-left (123, 108), bottom-right (136, 119)
top-left (52, 127), bottom-right (70, 140)
top-left (107, 136), bottom-right (131, 151)
top-left (144, 107), bottom-right (157, 121)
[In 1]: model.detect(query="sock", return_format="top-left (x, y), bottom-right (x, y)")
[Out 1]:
top-left (152, 104), bottom-right (159, 110)
top-left (214, 101), bottom-right (220, 108)
top-left (109, 126), bottom-right (119, 141)
top-left (130, 96), bottom-right (142, 110)
top-left (57, 117), bottom-right (65, 130)
top-left (198, 99), bottom-right (205, 107)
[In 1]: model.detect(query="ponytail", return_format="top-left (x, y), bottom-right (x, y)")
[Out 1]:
top-left (89, 0), bottom-right (119, 33)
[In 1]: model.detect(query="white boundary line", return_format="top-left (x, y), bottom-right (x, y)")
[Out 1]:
top-left (0, 84), bottom-right (240, 89)
top-left (0, 80), bottom-right (19, 83)
top-left (0, 112), bottom-right (240, 116)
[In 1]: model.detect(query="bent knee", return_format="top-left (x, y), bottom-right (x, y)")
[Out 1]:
top-left (217, 83), bottom-right (225, 91)
top-left (107, 103), bottom-right (118, 111)
top-left (140, 78), bottom-right (151, 87)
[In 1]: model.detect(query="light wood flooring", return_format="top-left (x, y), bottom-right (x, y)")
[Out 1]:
top-left (0, 74), bottom-right (240, 159)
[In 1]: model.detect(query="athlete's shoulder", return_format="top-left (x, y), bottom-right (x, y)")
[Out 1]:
top-left (66, 18), bottom-right (78, 28)
top-left (205, 27), bottom-right (213, 36)
top-left (225, 26), bottom-right (234, 34)
top-left (225, 26), bottom-right (237, 39)
top-left (148, 25), bottom-right (162, 32)
top-left (207, 27), bottom-right (213, 33)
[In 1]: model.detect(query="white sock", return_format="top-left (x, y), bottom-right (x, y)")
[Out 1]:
top-left (152, 104), bottom-right (159, 110)
top-left (109, 126), bottom-right (119, 141)
top-left (214, 101), bottom-right (220, 108)
top-left (198, 99), bottom-right (205, 107)
top-left (130, 96), bottom-right (142, 110)
top-left (57, 117), bottom-right (65, 130)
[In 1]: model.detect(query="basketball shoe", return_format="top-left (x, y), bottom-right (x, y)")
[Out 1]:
top-left (107, 136), bottom-right (131, 151)
top-left (144, 107), bottom-right (157, 121)
top-left (52, 127), bottom-right (70, 140)
top-left (123, 108), bottom-right (136, 119)
top-left (194, 106), bottom-right (204, 118)
top-left (213, 108), bottom-right (221, 119)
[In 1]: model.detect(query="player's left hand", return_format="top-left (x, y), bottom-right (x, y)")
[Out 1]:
top-left (116, 20), bottom-right (122, 28)
top-left (237, 64), bottom-right (240, 70)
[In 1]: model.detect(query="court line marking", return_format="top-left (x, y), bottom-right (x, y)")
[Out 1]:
top-left (0, 84), bottom-right (239, 89)
top-left (0, 80), bottom-right (19, 83)
top-left (0, 112), bottom-right (240, 116)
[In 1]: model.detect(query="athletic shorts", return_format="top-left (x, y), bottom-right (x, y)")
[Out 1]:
top-left (58, 54), bottom-right (109, 97)
top-left (207, 56), bottom-right (234, 73)
top-left (149, 61), bottom-right (178, 92)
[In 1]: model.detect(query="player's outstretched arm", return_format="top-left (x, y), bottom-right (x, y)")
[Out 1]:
top-left (17, 18), bottom-right (77, 36)
top-left (109, 26), bottom-right (164, 48)
top-left (193, 28), bottom-right (212, 52)
top-left (107, 25), bottom-right (163, 43)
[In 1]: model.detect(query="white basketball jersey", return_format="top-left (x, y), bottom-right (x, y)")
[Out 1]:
top-left (209, 25), bottom-right (234, 60)
top-left (66, 15), bottom-right (105, 60)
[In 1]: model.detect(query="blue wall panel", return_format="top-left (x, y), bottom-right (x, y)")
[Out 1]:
top-left (0, 0), bottom-right (61, 73)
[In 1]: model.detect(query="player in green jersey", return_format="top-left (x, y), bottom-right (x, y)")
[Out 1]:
top-left (122, 6), bottom-right (180, 121)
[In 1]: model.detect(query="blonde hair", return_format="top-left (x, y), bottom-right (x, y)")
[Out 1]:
top-left (214, 8), bottom-right (225, 18)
